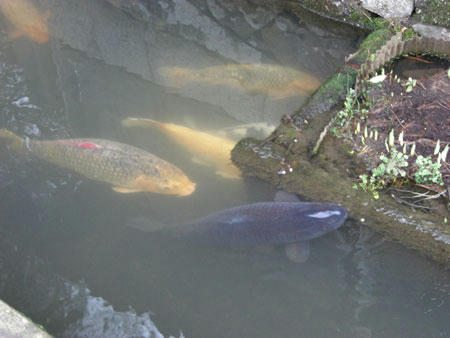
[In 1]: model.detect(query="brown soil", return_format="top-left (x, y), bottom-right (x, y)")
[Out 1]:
top-left (349, 60), bottom-right (449, 198)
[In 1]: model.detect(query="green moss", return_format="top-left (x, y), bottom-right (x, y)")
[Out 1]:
top-left (301, 69), bottom-right (357, 117)
top-left (412, 0), bottom-right (450, 28)
top-left (352, 28), bottom-right (392, 64)
top-left (349, 10), bottom-right (363, 22)
top-left (275, 124), bottom-right (300, 144)
top-left (348, 11), bottom-right (391, 30)
top-left (231, 135), bottom-right (450, 266)
top-left (318, 70), bottom-right (357, 95)
top-left (402, 28), bottom-right (417, 40)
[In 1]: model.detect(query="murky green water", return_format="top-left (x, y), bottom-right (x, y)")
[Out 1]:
top-left (0, 1), bottom-right (449, 337)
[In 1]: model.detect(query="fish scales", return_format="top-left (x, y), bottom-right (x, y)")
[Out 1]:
top-left (171, 202), bottom-right (347, 246)
top-left (0, 129), bottom-right (195, 196)
top-left (121, 118), bottom-right (241, 179)
top-left (30, 139), bottom-right (159, 185)
top-left (207, 65), bottom-right (301, 90)
top-left (159, 64), bottom-right (321, 99)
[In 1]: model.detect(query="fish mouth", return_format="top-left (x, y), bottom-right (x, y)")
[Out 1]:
top-left (177, 182), bottom-right (196, 197)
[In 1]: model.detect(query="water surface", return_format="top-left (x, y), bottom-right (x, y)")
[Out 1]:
top-left (0, 1), bottom-right (448, 337)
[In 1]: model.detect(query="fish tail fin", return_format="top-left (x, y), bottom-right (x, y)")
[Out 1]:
top-left (121, 118), bottom-right (166, 132)
top-left (292, 76), bottom-right (321, 94)
top-left (215, 167), bottom-right (242, 180)
top-left (0, 129), bottom-right (25, 152)
top-left (158, 66), bottom-right (194, 88)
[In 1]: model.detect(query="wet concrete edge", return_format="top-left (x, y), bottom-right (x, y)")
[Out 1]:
top-left (0, 299), bottom-right (52, 338)
top-left (231, 27), bottom-right (450, 267)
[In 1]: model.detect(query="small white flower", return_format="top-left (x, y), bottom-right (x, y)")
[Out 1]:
top-left (369, 74), bottom-right (387, 84)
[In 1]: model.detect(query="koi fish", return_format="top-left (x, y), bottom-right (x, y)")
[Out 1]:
top-left (122, 118), bottom-right (242, 180)
top-left (0, 0), bottom-right (50, 44)
top-left (127, 191), bottom-right (348, 262)
top-left (159, 64), bottom-right (321, 99)
top-left (0, 129), bottom-right (196, 196)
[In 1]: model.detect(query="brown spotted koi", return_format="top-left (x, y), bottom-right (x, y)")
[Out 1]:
top-left (158, 64), bottom-right (321, 99)
top-left (0, 129), bottom-right (196, 196)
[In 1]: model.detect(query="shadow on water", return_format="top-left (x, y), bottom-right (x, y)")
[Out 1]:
top-left (0, 1), bottom-right (449, 337)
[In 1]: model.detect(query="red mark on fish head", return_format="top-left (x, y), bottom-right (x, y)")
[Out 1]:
top-left (55, 140), bottom-right (102, 149)
top-left (76, 142), bottom-right (101, 149)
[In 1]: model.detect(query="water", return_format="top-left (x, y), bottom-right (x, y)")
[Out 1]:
top-left (0, 1), bottom-right (449, 337)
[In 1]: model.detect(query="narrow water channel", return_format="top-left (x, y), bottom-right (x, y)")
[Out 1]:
top-left (0, 1), bottom-right (448, 337)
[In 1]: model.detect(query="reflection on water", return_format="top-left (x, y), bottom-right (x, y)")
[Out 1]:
top-left (1, 1), bottom-right (449, 337)
top-left (0, 229), bottom-right (176, 338)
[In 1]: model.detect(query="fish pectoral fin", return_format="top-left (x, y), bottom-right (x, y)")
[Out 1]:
top-left (191, 156), bottom-right (209, 166)
top-left (112, 186), bottom-right (143, 193)
top-left (284, 241), bottom-right (310, 263)
top-left (215, 169), bottom-right (241, 180)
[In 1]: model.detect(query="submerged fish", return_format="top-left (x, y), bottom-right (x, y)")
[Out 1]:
top-left (0, 0), bottom-right (50, 44)
top-left (217, 121), bottom-right (275, 140)
top-left (159, 64), bottom-right (321, 99)
top-left (0, 129), bottom-right (195, 196)
top-left (129, 192), bottom-right (348, 262)
top-left (122, 118), bottom-right (242, 180)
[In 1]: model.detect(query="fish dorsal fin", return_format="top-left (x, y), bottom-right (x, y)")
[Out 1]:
top-left (285, 241), bottom-right (310, 263)
top-left (191, 156), bottom-right (210, 167)
top-left (215, 168), bottom-right (242, 180)
top-left (274, 190), bottom-right (300, 203)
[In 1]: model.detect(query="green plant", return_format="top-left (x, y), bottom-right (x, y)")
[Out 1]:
top-left (401, 28), bottom-right (417, 40)
top-left (414, 155), bottom-right (444, 185)
top-left (358, 174), bottom-right (381, 199)
top-left (374, 149), bottom-right (409, 178)
top-left (331, 89), bottom-right (369, 136)
top-left (402, 77), bottom-right (417, 92)
top-left (358, 149), bottom-right (409, 198)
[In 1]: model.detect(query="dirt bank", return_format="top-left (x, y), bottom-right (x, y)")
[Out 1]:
top-left (231, 28), bottom-right (450, 266)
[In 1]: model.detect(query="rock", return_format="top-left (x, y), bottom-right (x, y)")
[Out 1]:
top-left (361, 0), bottom-right (414, 18)
top-left (414, 0), bottom-right (429, 8)
top-left (37, 0), bottom-right (359, 125)
top-left (413, 23), bottom-right (450, 41)
top-left (0, 300), bottom-right (51, 338)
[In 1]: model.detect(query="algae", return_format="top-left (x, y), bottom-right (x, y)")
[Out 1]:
top-left (281, 1), bottom-right (364, 36)
top-left (231, 26), bottom-right (450, 266)
top-left (413, 0), bottom-right (450, 29)
top-left (232, 137), bottom-right (450, 266)
top-left (351, 29), bottom-right (393, 64)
